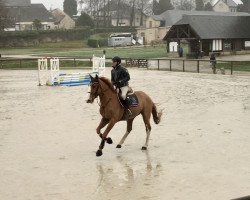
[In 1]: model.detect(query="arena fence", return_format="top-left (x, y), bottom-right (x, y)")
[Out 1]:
top-left (124, 58), bottom-right (250, 75)
top-left (1, 57), bottom-right (250, 75)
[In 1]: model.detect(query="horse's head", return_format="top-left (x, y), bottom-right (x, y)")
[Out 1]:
top-left (86, 74), bottom-right (101, 103)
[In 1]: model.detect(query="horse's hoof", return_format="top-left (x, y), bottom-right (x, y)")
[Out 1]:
top-left (141, 146), bottom-right (147, 150)
top-left (116, 144), bottom-right (122, 148)
top-left (96, 150), bottom-right (103, 157)
top-left (106, 137), bottom-right (113, 144)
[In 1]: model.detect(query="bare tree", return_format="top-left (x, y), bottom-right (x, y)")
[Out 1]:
top-left (0, 0), bottom-right (11, 31)
top-left (175, 0), bottom-right (195, 10)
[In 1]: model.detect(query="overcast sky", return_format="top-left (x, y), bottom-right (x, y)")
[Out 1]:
top-left (31, 0), bottom-right (64, 10)
top-left (31, 0), bottom-right (243, 11)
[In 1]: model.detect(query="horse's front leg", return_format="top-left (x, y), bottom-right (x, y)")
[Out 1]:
top-left (96, 118), bottom-right (113, 144)
top-left (96, 118), bottom-right (117, 157)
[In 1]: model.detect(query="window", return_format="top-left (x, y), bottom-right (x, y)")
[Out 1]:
top-left (149, 21), bottom-right (152, 28)
top-left (212, 40), bottom-right (222, 51)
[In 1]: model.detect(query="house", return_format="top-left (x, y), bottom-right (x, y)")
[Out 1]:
top-left (3, 0), bottom-right (55, 31)
top-left (137, 15), bottom-right (167, 44)
top-left (137, 9), bottom-right (248, 45)
top-left (51, 9), bottom-right (75, 29)
top-left (163, 14), bottom-right (250, 56)
top-left (212, 0), bottom-right (242, 12)
top-left (96, 0), bottom-right (146, 27)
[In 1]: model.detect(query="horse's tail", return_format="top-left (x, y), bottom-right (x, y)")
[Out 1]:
top-left (152, 103), bottom-right (162, 124)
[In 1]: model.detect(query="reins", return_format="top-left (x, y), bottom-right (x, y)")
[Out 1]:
top-left (94, 79), bottom-right (112, 108)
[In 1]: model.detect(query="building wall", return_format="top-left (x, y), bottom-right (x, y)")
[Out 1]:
top-left (136, 16), bottom-right (168, 44)
top-left (137, 27), bottom-right (168, 44)
top-left (57, 16), bottom-right (75, 29)
top-left (15, 22), bottom-right (55, 31)
top-left (145, 17), bottom-right (161, 28)
top-left (111, 13), bottom-right (145, 27)
top-left (52, 9), bottom-right (75, 29)
top-left (213, 0), bottom-right (230, 12)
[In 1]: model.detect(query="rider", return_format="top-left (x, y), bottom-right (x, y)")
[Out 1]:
top-left (111, 56), bottom-right (132, 116)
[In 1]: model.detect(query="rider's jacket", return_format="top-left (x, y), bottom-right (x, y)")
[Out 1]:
top-left (111, 65), bottom-right (130, 88)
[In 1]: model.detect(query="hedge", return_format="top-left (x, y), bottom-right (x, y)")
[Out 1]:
top-left (87, 38), bottom-right (108, 48)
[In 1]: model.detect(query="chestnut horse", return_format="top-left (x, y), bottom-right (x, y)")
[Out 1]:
top-left (87, 75), bottom-right (162, 157)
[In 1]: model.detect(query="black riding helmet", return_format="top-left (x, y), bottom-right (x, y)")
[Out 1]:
top-left (112, 56), bottom-right (121, 64)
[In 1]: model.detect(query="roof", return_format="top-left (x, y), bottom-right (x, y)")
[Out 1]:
top-left (51, 9), bottom-right (67, 24)
top-left (3, 0), bottom-right (31, 7)
top-left (8, 4), bottom-right (54, 22)
top-left (153, 9), bottom-right (250, 27)
top-left (212, 0), bottom-right (242, 7)
top-left (174, 15), bottom-right (250, 39)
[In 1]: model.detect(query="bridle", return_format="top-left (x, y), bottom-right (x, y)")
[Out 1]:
top-left (88, 81), bottom-right (100, 99)
top-left (88, 79), bottom-right (110, 103)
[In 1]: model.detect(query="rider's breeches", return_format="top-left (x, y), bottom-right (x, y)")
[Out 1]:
top-left (119, 86), bottom-right (129, 100)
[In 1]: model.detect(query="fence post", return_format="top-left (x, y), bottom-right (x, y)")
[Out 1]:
top-left (197, 60), bottom-right (200, 73)
top-left (183, 60), bottom-right (185, 72)
top-left (74, 58), bottom-right (76, 67)
top-left (20, 59), bottom-right (22, 68)
top-left (231, 61), bottom-right (233, 75)
top-left (157, 59), bottom-right (159, 70)
top-left (170, 59), bottom-right (172, 71)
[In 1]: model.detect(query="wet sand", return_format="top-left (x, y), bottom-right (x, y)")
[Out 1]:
top-left (0, 68), bottom-right (250, 200)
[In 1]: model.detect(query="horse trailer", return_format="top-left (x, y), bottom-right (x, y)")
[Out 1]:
top-left (108, 33), bottom-right (133, 47)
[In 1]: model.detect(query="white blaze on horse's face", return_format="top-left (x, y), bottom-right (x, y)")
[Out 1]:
top-left (87, 84), bottom-right (91, 93)
top-left (86, 82), bottom-right (99, 103)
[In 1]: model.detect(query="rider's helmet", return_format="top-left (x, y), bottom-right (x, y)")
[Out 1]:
top-left (112, 56), bottom-right (121, 64)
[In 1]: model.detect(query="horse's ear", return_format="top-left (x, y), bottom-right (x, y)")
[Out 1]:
top-left (95, 74), bottom-right (99, 79)
top-left (89, 74), bottom-right (94, 82)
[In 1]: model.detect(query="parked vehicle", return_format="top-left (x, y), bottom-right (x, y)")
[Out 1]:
top-left (108, 33), bottom-right (133, 47)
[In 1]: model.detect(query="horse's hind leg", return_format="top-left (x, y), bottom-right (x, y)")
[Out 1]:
top-left (116, 118), bottom-right (134, 148)
top-left (141, 112), bottom-right (151, 150)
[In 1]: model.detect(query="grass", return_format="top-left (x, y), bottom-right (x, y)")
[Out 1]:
top-left (216, 61), bottom-right (250, 72)
top-left (0, 40), bottom-right (168, 59)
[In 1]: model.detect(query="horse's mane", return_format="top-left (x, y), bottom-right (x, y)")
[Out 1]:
top-left (99, 77), bottom-right (115, 92)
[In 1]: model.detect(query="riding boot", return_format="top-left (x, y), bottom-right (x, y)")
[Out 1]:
top-left (123, 98), bottom-right (132, 116)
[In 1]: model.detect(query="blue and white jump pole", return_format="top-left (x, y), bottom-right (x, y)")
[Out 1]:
top-left (38, 55), bottom-right (105, 86)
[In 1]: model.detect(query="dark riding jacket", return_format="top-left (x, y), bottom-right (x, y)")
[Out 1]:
top-left (111, 65), bottom-right (130, 88)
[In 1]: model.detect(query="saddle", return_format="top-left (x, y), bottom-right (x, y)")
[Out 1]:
top-left (117, 87), bottom-right (139, 107)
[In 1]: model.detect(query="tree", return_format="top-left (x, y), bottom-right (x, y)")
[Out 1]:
top-left (204, 2), bottom-right (213, 11)
top-left (129, 0), bottom-right (136, 26)
top-left (76, 12), bottom-right (94, 28)
top-left (196, 0), bottom-right (204, 11)
top-left (152, 0), bottom-right (174, 15)
top-left (136, 0), bottom-right (151, 26)
top-left (0, 0), bottom-right (10, 31)
top-left (238, 0), bottom-right (250, 12)
top-left (177, 0), bottom-right (194, 11)
top-left (63, 0), bottom-right (77, 17)
top-left (152, 0), bottom-right (160, 14)
top-left (33, 19), bottom-right (42, 30)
